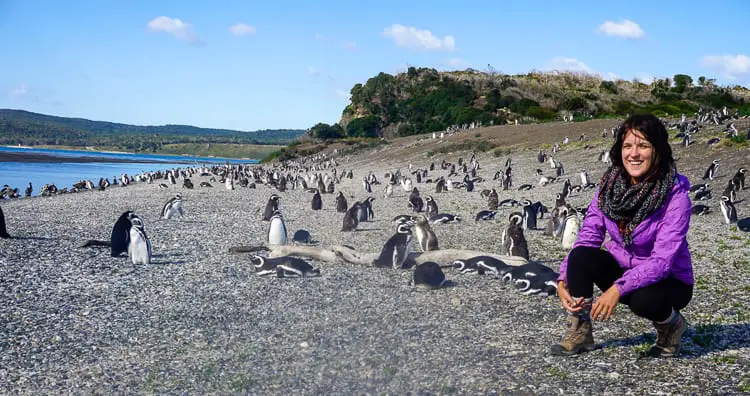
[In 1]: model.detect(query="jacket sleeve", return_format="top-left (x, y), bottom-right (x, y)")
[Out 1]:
top-left (558, 193), bottom-right (606, 284)
top-left (613, 189), bottom-right (691, 296)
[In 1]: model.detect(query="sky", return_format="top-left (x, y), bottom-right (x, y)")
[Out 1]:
top-left (1, 0), bottom-right (749, 131)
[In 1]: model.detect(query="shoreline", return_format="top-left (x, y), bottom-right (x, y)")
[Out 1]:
top-left (0, 150), bottom-right (198, 164)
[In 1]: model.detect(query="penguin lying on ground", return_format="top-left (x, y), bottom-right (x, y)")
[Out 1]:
top-left (410, 262), bottom-right (447, 290)
top-left (513, 271), bottom-right (559, 296)
top-left (429, 213), bottom-right (462, 224)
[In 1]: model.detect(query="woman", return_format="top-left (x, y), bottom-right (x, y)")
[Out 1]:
top-left (551, 113), bottom-right (694, 357)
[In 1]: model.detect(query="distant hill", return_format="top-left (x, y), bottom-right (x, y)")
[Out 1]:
top-left (0, 109), bottom-right (306, 151)
top-left (324, 67), bottom-right (750, 139)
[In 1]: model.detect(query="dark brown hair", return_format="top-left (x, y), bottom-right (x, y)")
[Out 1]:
top-left (609, 113), bottom-right (674, 181)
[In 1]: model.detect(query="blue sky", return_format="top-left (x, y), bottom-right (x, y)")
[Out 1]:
top-left (1, 0), bottom-right (748, 131)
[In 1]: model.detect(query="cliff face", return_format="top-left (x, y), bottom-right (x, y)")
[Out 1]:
top-left (338, 67), bottom-right (750, 138)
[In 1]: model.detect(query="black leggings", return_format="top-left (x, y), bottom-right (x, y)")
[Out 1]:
top-left (566, 246), bottom-right (693, 322)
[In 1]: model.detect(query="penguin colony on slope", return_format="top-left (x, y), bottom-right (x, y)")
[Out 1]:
top-left (2, 114), bottom-right (749, 290)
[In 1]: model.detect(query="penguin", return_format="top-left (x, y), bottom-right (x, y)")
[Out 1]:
top-left (362, 177), bottom-right (372, 193)
top-left (513, 271), bottom-right (559, 296)
top-left (451, 258), bottom-right (479, 274)
top-left (360, 196), bottom-right (376, 221)
top-left (719, 195), bottom-right (738, 224)
top-left (263, 194), bottom-right (280, 221)
top-left (487, 188), bottom-right (499, 210)
top-left (499, 198), bottom-right (520, 207)
top-left (722, 182), bottom-right (737, 203)
top-left (425, 195), bottom-right (439, 219)
top-left (475, 210), bottom-right (497, 221)
top-left (429, 213), bottom-right (462, 224)
top-left (694, 190), bottom-right (712, 201)
top-left (160, 193), bottom-right (185, 220)
top-left (384, 183), bottom-right (393, 198)
top-left (554, 193), bottom-right (566, 209)
top-left (408, 188), bottom-right (424, 212)
top-left (267, 210), bottom-right (288, 245)
top-left (435, 177), bottom-right (446, 193)
top-left (341, 203), bottom-right (361, 232)
top-left (738, 217), bottom-right (750, 232)
top-left (561, 179), bottom-right (571, 199)
top-left (200, 181), bottom-right (213, 188)
top-left (580, 169), bottom-right (590, 186)
top-left (311, 189), bottom-right (322, 210)
top-left (522, 199), bottom-right (537, 230)
top-left (335, 191), bottom-right (348, 212)
top-left (292, 229), bottom-right (314, 244)
top-left (326, 180), bottom-right (335, 194)
top-left (518, 184), bottom-right (533, 191)
top-left (502, 261), bottom-right (555, 283)
top-left (110, 211), bottom-right (135, 257)
top-left (561, 213), bottom-right (581, 249)
top-left (453, 256), bottom-right (510, 276)
top-left (24, 183), bottom-right (32, 197)
top-left (250, 255), bottom-right (278, 276)
top-left (691, 204), bottom-right (710, 216)
top-left (225, 175), bottom-right (234, 190)
top-left (414, 215), bottom-right (439, 252)
top-left (275, 257), bottom-right (321, 278)
top-left (183, 178), bottom-right (194, 189)
top-left (732, 168), bottom-right (746, 190)
top-left (393, 214), bottom-right (416, 223)
top-left (0, 206), bottom-right (11, 238)
top-left (500, 213), bottom-right (529, 259)
top-left (372, 221), bottom-right (413, 269)
top-left (689, 183), bottom-right (709, 193)
top-left (410, 262), bottom-right (447, 290)
top-left (127, 213), bottom-right (152, 265)
top-left (703, 160), bottom-right (720, 181)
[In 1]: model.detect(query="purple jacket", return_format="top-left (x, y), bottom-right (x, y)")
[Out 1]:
top-left (559, 173), bottom-right (694, 297)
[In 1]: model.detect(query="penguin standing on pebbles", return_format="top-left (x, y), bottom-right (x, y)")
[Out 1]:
top-left (720, 195), bottom-right (738, 224)
top-left (373, 221), bottom-right (414, 269)
top-left (267, 210), bottom-right (288, 245)
top-left (522, 199), bottom-right (537, 230)
top-left (410, 262), bottom-right (447, 290)
top-left (487, 188), bottom-right (499, 210)
top-left (127, 213), bottom-right (152, 265)
top-left (341, 203), bottom-right (361, 231)
top-left (501, 213), bottom-right (529, 259)
top-left (311, 189), bottom-right (322, 210)
top-left (336, 191), bottom-right (348, 212)
top-left (425, 195), bottom-right (439, 219)
top-left (160, 193), bottom-right (185, 220)
top-left (263, 194), bottom-right (281, 221)
top-left (414, 215), bottom-right (439, 252)
top-left (703, 160), bottom-right (720, 181)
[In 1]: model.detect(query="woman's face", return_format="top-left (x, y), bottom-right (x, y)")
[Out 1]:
top-left (621, 129), bottom-right (654, 182)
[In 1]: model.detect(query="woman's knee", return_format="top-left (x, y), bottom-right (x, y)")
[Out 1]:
top-left (626, 286), bottom-right (671, 321)
top-left (567, 246), bottom-right (602, 271)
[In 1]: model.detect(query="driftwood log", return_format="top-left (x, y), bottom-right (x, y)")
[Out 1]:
top-left (230, 244), bottom-right (528, 267)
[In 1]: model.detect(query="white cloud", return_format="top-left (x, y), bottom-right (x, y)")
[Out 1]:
top-left (547, 57), bottom-right (592, 73)
top-left (147, 16), bottom-right (202, 45)
top-left (597, 19), bottom-right (645, 39)
top-left (701, 54), bottom-right (750, 80)
top-left (230, 23), bottom-right (256, 36)
top-left (9, 84), bottom-right (27, 96)
top-left (383, 24), bottom-right (456, 51)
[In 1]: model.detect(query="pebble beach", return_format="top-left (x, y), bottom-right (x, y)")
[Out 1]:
top-left (1, 119), bottom-right (749, 394)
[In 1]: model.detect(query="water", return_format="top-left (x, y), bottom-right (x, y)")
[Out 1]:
top-left (0, 146), bottom-right (257, 194)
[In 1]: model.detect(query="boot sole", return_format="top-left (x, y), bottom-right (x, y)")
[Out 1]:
top-left (550, 343), bottom-right (597, 356)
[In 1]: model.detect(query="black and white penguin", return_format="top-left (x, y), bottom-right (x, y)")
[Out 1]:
top-left (160, 193), bottom-right (184, 220)
top-left (425, 195), bottom-right (439, 219)
top-left (499, 198), bottom-right (520, 207)
top-left (703, 159), bottom-right (720, 181)
top-left (183, 178), bottom-right (194, 189)
top-left (691, 204), bottom-right (710, 216)
top-left (250, 255), bottom-right (278, 276)
top-left (292, 229), bottom-right (314, 244)
top-left (689, 183), bottom-right (709, 193)
top-left (580, 169), bottom-right (591, 186)
top-left (0, 206), bottom-right (11, 238)
top-left (335, 191), bottom-right (348, 212)
top-left (738, 217), bottom-right (750, 232)
top-left (341, 203), bottom-right (361, 231)
top-left (475, 210), bottom-right (497, 221)
top-left (127, 213), bottom-right (152, 265)
top-left (453, 256), bottom-right (510, 276)
top-left (327, 180), bottom-right (335, 194)
top-left (435, 177), bottom-right (446, 193)
top-left (414, 215), bottom-right (439, 252)
top-left (451, 258), bottom-right (479, 274)
top-left (110, 211), bottom-right (135, 257)
top-left (517, 184), bottom-right (533, 191)
top-left (267, 210), bottom-right (288, 245)
top-left (200, 181), bottom-right (213, 188)
top-left (275, 257), bottom-right (321, 278)
top-left (392, 214), bottom-right (416, 224)
top-left (362, 177), bottom-right (372, 193)
top-left (372, 221), bottom-right (413, 269)
top-left (24, 183), bottom-right (32, 197)
top-left (311, 189), bottom-right (322, 210)
top-left (694, 190), bottom-right (712, 201)
top-left (732, 168), bottom-right (746, 191)
top-left (502, 261), bottom-right (555, 283)
top-left (429, 213), bottom-right (462, 224)
top-left (722, 181), bottom-right (737, 203)
top-left (513, 271), bottom-right (559, 296)
top-left (359, 196), bottom-right (375, 221)
top-left (487, 188), bottom-right (499, 210)
top-left (554, 193), bottom-right (566, 209)
top-left (263, 194), bottom-right (281, 221)
top-left (410, 262), bottom-right (447, 290)
top-left (500, 213), bottom-right (529, 259)
top-left (522, 199), bottom-right (537, 230)
top-left (720, 195), bottom-right (738, 224)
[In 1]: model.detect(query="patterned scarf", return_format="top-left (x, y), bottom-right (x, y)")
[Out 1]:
top-left (597, 164), bottom-right (676, 245)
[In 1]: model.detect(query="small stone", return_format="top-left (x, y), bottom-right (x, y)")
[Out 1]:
top-left (299, 341), bottom-right (309, 348)
top-left (607, 372), bottom-right (620, 380)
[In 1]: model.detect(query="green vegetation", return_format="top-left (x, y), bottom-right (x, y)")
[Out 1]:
top-left (426, 140), bottom-right (497, 157)
top-left (328, 68), bottom-right (750, 139)
top-left (0, 109), bottom-right (305, 151)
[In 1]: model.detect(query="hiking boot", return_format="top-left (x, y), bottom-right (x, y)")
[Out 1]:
top-left (550, 315), bottom-right (596, 356)
top-left (648, 312), bottom-right (688, 358)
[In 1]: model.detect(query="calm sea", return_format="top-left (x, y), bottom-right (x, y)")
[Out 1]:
top-left (0, 146), bottom-right (257, 195)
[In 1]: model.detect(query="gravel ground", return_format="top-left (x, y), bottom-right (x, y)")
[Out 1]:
top-left (1, 119), bottom-right (749, 394)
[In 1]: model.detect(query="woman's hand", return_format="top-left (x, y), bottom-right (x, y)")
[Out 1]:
top-left (557, 281), bottom-right (583, 313)
top-left (591, 285), bottom-right (620, 321)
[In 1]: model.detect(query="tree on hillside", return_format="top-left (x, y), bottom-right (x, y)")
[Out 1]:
top-left (672, 74), bottom-right (693, 93)
top-left (346, 115), bottom-right (380, 138)
top-left (309, 123), bottom-right (344, 140)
